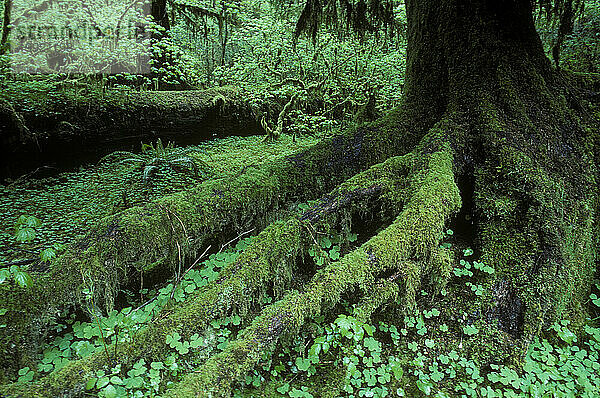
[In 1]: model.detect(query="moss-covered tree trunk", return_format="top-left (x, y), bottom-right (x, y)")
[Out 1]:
top-left (0, 0), bottom-right (12, 56)
top-left (402, 0), bottom-right (597, 341)
top-left (1, 0), bottom-right (598, 396)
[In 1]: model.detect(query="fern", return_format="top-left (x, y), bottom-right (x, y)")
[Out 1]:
top-left (99, 139), bottom-right (212, 184)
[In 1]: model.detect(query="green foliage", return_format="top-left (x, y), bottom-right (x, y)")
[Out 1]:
top-left (537, 0), bottom-right (600, 72)
top-left (101, 138), bottom-right (212, 184)
top-left (231, 235), bottom-right (600, 398)
top-left (13, 215), bottom-right (41, 243)
top-left (561, 0), bottom-right (600, 72)
top-left (0, 265), bottom-right (32, 288)
top-left (307, 230), bottom-right (354, 266)
top-left (262, 308), bottom-right (600, 398)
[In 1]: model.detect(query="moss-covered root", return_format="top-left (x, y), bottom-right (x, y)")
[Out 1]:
top-left (1, 120), bottom-right (401, 377)
top-left (0, 219), bottom-right (305, 397)
top-left (475, 139), bottom-right (597, 340)
top-left (2, 152), bottom-right (417, 396)
top-left (162, 148), bottom-right (461, 397)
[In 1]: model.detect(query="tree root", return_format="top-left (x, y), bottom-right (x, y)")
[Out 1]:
top-left (1, 122), bottom-right (406, 377)
top-left (162, 147), bottom-right (460, 397)
top-left (1, 149), bottom-right (420, 396)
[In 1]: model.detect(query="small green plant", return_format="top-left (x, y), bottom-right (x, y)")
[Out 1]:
top-left (0, 265), bottom-right (33, 288)
top-left (306, 229), bottom-right (357, 267)
top-left (100, 138), bottom-right (212, 184)
top-left (40, 243), bottom-right (66, 263)
top-left (22, 237), bottom-right (254, 395)
top-left (3, 215), bottom-right (64, 289)
top-left (14, 215), bottom-right (41, 243)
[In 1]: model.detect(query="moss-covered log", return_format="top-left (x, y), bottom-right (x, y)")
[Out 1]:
top-left (0, 87), bottom-right (260, 179)
top-left (0, 141), bottom-right (418, 396)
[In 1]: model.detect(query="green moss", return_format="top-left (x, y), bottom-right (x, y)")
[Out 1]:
top-left (4, 143), bottom-right (418, 395)
top-left (473, 88), bottom-right (597, 340)
top-left (353, 279), bottom-right (400, 324)
top-left (162, 146), bottom-right (461, 397)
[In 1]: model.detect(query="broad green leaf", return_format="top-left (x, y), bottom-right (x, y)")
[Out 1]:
top-left (40, 248), bottom-right (56, 262)
top-left (103, 384), bottom-right (117, 398)
top-left (321, 237), bottom-right (332, 249)
top-left (15, 227), bottom-right (36, 243)
top-left (96, 376), bottom-right (110, 389)
top-left (0, 269), bottom-right (10, 283)
top-left (14, 271), bottom-right (33, 288)
top-left (296, 357), bottom-right (311, 371)
top-left (276, 383), bottom-right (290, 394)
top-left (85, 378), bottom-right (97, 390)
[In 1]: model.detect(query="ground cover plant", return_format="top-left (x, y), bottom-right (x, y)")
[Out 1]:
top-left (0, 0), bottom-right (600, 397)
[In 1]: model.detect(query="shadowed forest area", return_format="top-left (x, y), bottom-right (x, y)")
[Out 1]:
top-left (1, 0), bottom-right (600, 397)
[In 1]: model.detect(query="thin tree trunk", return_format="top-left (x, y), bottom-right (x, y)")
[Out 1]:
top-left (150, 0), bottom-right (170, 88)
top-left (151, 0), bottom-right (170, 32)
top-left (0, 0), bottom-right (12, 56)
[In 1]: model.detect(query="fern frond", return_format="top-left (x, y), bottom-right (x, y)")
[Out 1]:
top-left (143, 165), bottom-right (158, 182)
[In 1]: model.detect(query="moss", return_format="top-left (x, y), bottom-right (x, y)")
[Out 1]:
top-left (7, 219), bottom-right (305, 396)
top-left (473, 82), bottom-right (597, 341)
top-left (0, 85), bottom-right (271, 179)
top-left (353, 279), bottom-right (400, 324)
top-left (162, 146), bottom-right (461, 397)
top-left (0, 97), bottom-right (425, 381)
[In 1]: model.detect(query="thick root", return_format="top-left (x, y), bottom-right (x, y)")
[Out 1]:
top-left (1, 116), bottom-right (414, 377)
top-left (162, 147), bottom-right (461, 397)
top-left (3, 150), bottom-right (417, 396)
top-left (475, 139), bottom-right (597, 339)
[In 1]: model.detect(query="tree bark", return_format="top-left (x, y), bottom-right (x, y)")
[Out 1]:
top-left (0, 0), bottom-right (12, 55)
top-left (151, 0), bottom-right (170, 32)
top-left (404, 0), bottom-right (550, 132)
top-left (404, 0), bottom-right (596, 342)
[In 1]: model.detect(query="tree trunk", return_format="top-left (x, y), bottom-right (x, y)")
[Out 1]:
top-left (404, 0), bottom-right (550, 132)
top-left (150, 0), bottom-right (171, 88)
top-left (0, 0), bottom-right (12, 55)
top-left (151, 0), bottom-right (170, 32)
top-left (405, 0), bottom-right (596, 342)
